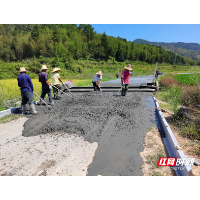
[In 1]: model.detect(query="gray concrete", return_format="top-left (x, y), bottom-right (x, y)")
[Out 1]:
top-left (101, 75), bottom-right (155, 87)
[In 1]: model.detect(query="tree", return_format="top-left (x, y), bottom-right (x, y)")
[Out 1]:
top-left (101, 32), bottom-right (109, 58)
top-left (78, 24), bottom-right (94, 42)
top-left (116, 43), bottom-right (124, 61)
top-left (31, 24), bottom-right (40, 41)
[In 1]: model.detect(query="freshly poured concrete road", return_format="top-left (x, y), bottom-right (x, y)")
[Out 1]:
top-left (0, 77), bottom-right (157, 176)
top-left (101, 75), bottom-right (155, 87)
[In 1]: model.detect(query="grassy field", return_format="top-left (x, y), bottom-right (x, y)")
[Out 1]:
top-left (174, 73), bottom-right (200, 85)
top-left (155, 67), bottom-right (200, 140)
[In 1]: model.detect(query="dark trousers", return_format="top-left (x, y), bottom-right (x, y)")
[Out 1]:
top-left (41, 85), bottom-right (53, 102)
top-left (122, 84), bottom-right (129, 96)
top-left (21, 91), bottom-right (34, 105)
top-left (93, 82), bottom-right (100, 91)
top-left (52, 84), bottom-right (62, 95)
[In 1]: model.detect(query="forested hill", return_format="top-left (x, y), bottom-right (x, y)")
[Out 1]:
top-left (0, 24), bottom-right (196, 66)
top-left (134, 39), bottom-right (200, 51)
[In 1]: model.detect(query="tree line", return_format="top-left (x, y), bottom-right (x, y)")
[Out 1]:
top-left (0, 24), bottom-right (196, 66)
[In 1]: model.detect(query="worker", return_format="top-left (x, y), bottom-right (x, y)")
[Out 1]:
top-left (92, 71), bottom-right (103, 91)
top-left (51, 68), bottom-right (63, 99)
top-left (39, 65), bottom-right (54, 105)
top-left (156, 69), bottom-right (159, 79)
top-left (121, 64), bottom-right (132, 96)
top-left (17, 67), bottom-right (37, 115)
top-left (116, 73), bottom-right (119, 79)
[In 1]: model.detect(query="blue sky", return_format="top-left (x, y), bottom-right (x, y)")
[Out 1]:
top-left (91, 24), bottom-right (200, 44)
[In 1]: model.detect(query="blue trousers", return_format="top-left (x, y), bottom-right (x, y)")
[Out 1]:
top-left (41, 85), bottom-right (53, 102)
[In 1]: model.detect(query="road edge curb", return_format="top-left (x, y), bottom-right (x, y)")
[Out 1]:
top-left (153, 96), bottom-right (192, 176)
top-left (0, 100), bottom-right (40, 119)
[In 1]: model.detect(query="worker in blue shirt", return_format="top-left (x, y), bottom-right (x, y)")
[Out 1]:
top-left (17, 67), bottom-right (37, 115)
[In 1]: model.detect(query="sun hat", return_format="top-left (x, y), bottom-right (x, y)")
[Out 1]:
top-left (52, 68), bottom-right (61, 73)
top-left (41, 65), bottom-right (49, 70)
top-left (18, 67), bottom-right (28, 73)
top-left (124, 64), bottom-right (132, 71)
top-left (96, 71), bottom-right (103, 75)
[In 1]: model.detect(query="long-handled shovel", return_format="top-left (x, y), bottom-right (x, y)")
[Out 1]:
top-left (51, 84), bottom-right (73, 98)
top-left (33, 91), bottom-right (51, 110)
top-left (62, 82), bottom-right (76, 97)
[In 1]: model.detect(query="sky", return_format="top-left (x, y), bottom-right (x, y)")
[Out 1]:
top-left (90, 24), bottom-right (200, 44)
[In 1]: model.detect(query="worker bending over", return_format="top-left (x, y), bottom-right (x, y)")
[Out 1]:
top-left (39, 65), bottom-right (54, 105)
top-left (17, 67), bottom-right (37, 115)
top-left (121, 64), bottom-right (133, 96)
top-left (92, 71), bottom-right (103, 91)
top-left (51, 68), bottom-right (63, 99)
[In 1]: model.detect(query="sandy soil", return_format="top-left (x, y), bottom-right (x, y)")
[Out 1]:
top-left (140, 127), bottom-right (174, 176)
top-left (0, 117), bottom-right (98, 176)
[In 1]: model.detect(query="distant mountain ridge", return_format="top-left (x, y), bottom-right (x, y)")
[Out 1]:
top-left (134, 39), bottom-right (200, 52)
top-left (134, 39), bottom-right (200, 60)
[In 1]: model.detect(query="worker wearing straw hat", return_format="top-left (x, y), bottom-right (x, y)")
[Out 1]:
top-left (17, 67), bottom-right (37, 115)
top-left (51, 68), bottom-right (63, 99)
top-left (92, 71), bottom-right (103, 91)
top-left (121, 64), bottom-right (132, 96)
top-left (39, 65), bottom-right (54, 105)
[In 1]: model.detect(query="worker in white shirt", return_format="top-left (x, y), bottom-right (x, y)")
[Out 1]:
top-left (92, 71), bottom-right (103, 91)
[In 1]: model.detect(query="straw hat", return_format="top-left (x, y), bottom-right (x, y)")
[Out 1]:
top-left (18, 67), bottom-right (28, 73)
top-left (52, 68), bottom-right (61, 73)
top-left (96, 71), bottom-right (103, 75)
top-left (124, 64), bottom-right (132, 71)
top-left (41, 65), bottom-right (49, 70)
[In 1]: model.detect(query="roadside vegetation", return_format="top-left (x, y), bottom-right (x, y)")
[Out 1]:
top-left (155, 67), bottom-right (200, 140)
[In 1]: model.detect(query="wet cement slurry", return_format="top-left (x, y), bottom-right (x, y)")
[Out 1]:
top-left (22, 89), bottom-right (157, 176)
top-left (100, 75), bottom-right (154, 87)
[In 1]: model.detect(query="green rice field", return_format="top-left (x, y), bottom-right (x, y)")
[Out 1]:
top-left (174, 73), bottom-right (200, 85)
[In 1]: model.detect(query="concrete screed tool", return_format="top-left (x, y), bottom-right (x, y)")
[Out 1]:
top-left (33, 91), bottom-right (51, 110)
top-left (51, 84), bottom-right (74, 98)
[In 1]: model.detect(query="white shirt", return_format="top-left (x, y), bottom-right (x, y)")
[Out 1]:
top-left (93, 74), bottom-right (102, 83)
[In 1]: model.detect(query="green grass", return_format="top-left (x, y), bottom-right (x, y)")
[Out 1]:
top-left (174, 73), bottom-right (200, 85)
top-left (0, 114), bottom-right (22, 124)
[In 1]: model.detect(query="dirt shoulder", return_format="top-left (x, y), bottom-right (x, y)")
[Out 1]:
top-left (140, 127), bottom-right (174, 176)
top-left (0, 117), bottom-right (98, 176)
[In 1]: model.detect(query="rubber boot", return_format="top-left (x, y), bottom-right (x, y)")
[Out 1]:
top-left (54, 94), bottom-right (58, 100)
top-left (22, 105), bottom-right (27, 115)
top-left (49, 100), bottom-right (54, 105)
top-left (57, 91), bottom-right (62, 98)
top-left (124, 90), bottom-right (127, 96)
top-left (121, 88), bottom-right (125, 96)
top-left (30, 104), bottom-right (37, 114)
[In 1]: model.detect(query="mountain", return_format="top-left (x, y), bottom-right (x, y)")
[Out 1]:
top-left (134, 39), bottom-right (200, 60)
top-left (134, 39), bottom-right (200, 51)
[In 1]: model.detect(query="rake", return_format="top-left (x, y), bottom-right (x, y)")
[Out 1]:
top-left (51, 84), bottom-right (73, 98)
top-left (33, 91), bottom-right (51, 110)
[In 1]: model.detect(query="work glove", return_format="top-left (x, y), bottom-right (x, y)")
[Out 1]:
top-left (49, 86), bottom-right (52, 90)
top-left (122, 83), bottom-right (125, 86)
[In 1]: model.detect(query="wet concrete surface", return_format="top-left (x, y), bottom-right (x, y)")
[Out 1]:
top-left (100, 75), bottom-right (154, 87)
top-left (22, 87), bottom-right (157, 175)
